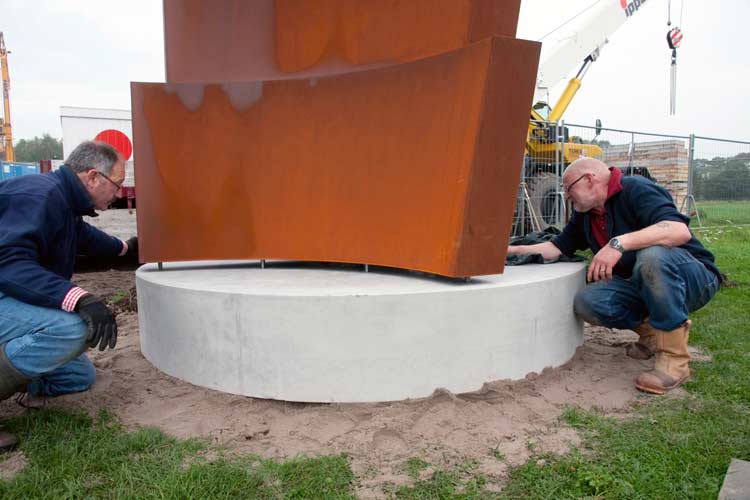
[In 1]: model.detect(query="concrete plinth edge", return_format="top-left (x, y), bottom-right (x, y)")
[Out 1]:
top-left (136, 261), bottom-right (586, 403)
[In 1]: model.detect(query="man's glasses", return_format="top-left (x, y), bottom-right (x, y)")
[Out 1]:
top-left (97, 170), bottom-right (123, 190)
top-left (561, 174), bottom-right (587, 193)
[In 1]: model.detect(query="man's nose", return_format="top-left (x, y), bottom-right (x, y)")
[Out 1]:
top-left (115, 188), bottom-right (123, 199)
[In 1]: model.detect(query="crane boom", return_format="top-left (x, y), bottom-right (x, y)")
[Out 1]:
top-left (0, 32), bottom-right (14, 162)
top-left (534, 0), bottom-right (650, 116)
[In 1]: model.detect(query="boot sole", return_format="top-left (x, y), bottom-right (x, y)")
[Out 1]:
top-left (635, 374), bottom-right (689, 395)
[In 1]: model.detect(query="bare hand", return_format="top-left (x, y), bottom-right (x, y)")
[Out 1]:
top-left (587, 246), bottom-right (623, 282)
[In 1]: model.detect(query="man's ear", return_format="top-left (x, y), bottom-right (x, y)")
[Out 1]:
top-left (84, 169), bottom-right (99, 188)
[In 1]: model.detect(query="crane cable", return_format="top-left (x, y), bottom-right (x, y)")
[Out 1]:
top-left (667, 0), bottom-right (684, 115)
top-left (537, 0), bottom-right (602, 42)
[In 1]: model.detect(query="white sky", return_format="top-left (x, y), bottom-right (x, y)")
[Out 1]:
top-left (2, 0), bottom-right (748, 142)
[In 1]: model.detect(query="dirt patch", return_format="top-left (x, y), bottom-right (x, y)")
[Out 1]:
top-left (0, 451), bottom-right (27, 481)
top-left (0, 269), bottom-right (707, 496)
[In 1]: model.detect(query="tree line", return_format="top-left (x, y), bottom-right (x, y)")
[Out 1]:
top-left (3, 134), bottom-right (63, 162)
top-left (693, 153), bottom-right (750, 200)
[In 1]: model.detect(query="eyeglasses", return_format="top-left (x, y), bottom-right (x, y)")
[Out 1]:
top-left (97, 170), bottom-right (123, 190)
top-left (561, 174), bottom-right (587, 193)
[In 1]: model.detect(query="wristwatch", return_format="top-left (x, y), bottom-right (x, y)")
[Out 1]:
top-left (608, 237), bottom-right (625, 253)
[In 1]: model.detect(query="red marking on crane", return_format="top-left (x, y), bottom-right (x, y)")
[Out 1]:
top-left (94, 129), bottom-right (133, 161)
top-left (668, 27), bottom-right (683, 49)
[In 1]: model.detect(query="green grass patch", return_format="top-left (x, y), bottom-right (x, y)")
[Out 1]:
top-left (403, 457), bottom-right (430, 479)
top-left (692, 200), bottom-right (750, 226)
top-left (0, 409), bottom-right (354, 499)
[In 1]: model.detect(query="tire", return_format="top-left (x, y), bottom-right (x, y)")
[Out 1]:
top-left (526, 172), bottom-right (563, 229)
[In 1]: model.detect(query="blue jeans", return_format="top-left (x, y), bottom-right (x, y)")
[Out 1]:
top-left (574, 246), bottom-right (720, 331)
top-left (0, 292), bottom-right (96, 397)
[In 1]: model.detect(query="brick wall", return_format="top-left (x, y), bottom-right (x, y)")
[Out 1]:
top-left (602, 139), bottom-right (689, 210)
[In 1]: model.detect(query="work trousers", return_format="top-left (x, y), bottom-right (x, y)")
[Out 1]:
top-left (0, 292), bottom-right (95, 397)
top-left (574, 246), bottom-right (720, 331)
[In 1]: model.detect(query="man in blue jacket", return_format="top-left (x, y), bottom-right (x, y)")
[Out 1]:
top-left (0, 141), bottom-right (137, 451)
top-left (507, 157), bottom-right (721, 395)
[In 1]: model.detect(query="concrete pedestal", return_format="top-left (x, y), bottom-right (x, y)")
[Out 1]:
top-left (136, 261), bottom-right (586, 402)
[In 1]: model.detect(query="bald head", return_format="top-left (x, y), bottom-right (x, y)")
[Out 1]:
top-left (562, 158), bottom-right (611, 212)
top-left (565, 157), bottom-right (610, 178)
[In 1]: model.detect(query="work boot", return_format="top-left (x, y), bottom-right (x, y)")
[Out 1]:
top-left (0, 347), bottom-right (31, 401)
top-left (635, 320), bottom-right (691, 395)
top-left (0, 347), bottom-right (30, 453)
top-left (626, 321), bottom-right (658, 360)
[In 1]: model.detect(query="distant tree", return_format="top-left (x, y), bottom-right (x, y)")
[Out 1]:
top-left (13, 134), bottom-right (63, 162)
top-left (693, 153), bottom-right (750, 200)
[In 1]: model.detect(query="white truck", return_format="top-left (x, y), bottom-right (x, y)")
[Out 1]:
top-left (59, 106), bottom-right (136, 207)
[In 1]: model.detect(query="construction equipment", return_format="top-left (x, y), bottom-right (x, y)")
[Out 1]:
top-left (520, 0), bottom-right (652, 231)
top-left (0, 32), bottom-right (13, 162)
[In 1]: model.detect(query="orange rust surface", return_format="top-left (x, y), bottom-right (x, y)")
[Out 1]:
top-left (133, 38), bottom-right (539, 277)
top-left (163, 0), bottom-right (521, 82)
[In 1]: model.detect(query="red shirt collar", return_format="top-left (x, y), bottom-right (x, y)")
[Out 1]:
top-left (591, 167), bottom-right (623, 215)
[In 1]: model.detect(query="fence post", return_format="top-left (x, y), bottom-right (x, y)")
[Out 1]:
top-left (680, 133), bottom-right (702, 226)
top-left (687, 133), bottom-right (695, 207)
top-left (627, 132), bottom-right (635, 170)
top-left (556, 120), bottom-right (564, 227)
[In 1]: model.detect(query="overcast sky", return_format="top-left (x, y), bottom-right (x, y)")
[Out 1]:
top-left (2, 0), bottom-right (748, 142)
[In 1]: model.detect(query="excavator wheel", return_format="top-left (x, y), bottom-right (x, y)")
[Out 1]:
top-left (525, 172), bottom-right (563, 230)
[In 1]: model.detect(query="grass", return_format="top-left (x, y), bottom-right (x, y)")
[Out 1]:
top-left (2, 226), bottom-right (749, 498)
top-left (692, 199), bottom-right (750, 226)
top-left (0, 409), bottom-right (354, 499)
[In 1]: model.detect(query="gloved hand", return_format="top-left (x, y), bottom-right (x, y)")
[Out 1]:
top-left (124, 236), bottom-right (138, 257)
top-left (75, 294), bottom-right (118, 351)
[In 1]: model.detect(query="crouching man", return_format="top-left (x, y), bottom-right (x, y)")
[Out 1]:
top-left (507, 158), bottom-right (721, 395)
top-left (0, 141), bottom-right (137, 451)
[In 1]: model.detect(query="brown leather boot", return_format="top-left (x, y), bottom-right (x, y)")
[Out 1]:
top-left (626, 321), bottom-right (658, 360)
top-left (0, 348), bottom-right (30, 401)
top-left (635, 320), bottom-right (691, 395)
top-left (0, 347), bottom-right (30, 453)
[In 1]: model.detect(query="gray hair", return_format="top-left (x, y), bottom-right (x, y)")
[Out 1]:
top-left (65, 141), bottom-right (120, 175)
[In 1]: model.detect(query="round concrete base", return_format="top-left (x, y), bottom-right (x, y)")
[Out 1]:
top-left (136, 261), bottom-right (586, 402)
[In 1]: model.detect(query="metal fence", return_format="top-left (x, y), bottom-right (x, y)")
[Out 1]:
top-left (512, 121), bottom-right (750, 236)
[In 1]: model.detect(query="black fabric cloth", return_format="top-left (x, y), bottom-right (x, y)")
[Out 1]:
top-left (506, 227), bottom-right (585, 266)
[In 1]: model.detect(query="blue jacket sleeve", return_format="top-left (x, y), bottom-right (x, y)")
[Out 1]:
top-left (76, 220), bottom-right (124, 256)
top-left (0, 193), bottom-right (76, 308)
top-left (551, 211), bottom-right (589, 257)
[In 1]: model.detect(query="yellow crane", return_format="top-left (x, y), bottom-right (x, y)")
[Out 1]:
top-left (0, 32), bottom-right (14, 162)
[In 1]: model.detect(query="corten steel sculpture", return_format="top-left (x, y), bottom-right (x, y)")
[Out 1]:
top-left (163, 0), bottom-right (523, 82)
top-left (132, 0), bottom-right (540, 278)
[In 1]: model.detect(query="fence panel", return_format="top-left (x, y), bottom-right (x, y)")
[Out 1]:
top-left (690, 136), bottom-right (750, 226)
top-left (513, 119), bottom-right (565, 236)
top-left (515, 121), bottom-right (691, 235)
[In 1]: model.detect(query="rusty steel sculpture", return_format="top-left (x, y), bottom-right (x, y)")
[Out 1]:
top-left (132, 0), bottom-right (540, 277)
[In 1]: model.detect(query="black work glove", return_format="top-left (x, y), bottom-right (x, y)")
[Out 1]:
top-left (75, 294), bottom-right (118, 351)
top-left (124, 236), bottom-right (138, 257)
